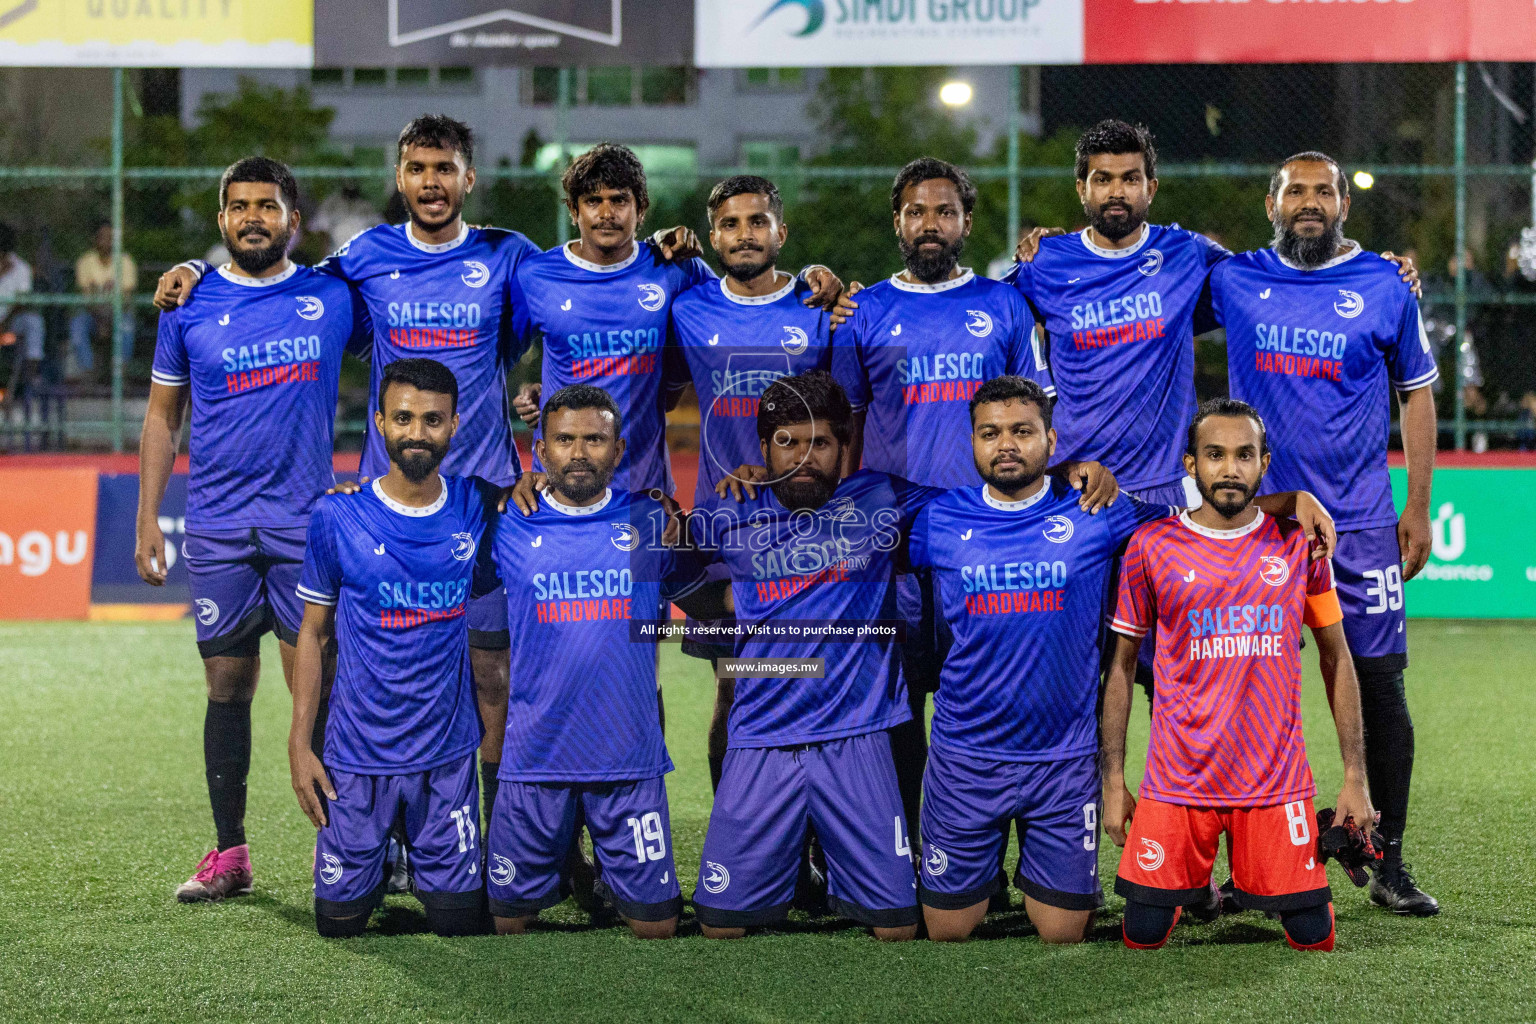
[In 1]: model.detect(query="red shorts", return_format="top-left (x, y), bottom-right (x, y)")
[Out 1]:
top-left (1114, 796), bottom-right (1332, 912)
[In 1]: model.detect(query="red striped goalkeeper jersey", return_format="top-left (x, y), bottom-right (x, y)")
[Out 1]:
top-left (1111, 510), bottom-right (1343, 807)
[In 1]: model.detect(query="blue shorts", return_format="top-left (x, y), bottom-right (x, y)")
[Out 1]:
top-left (314, 752), bottom-right (481, 917)
top-left (486, 775), bottom-right (682, 922)
top-left (694, 731), bottom-right (919, 929)
top-left (1332, 525), bottom-right (1409, 668)
top-left (183, 527), bottom-right (306, 658)
top-left (919, 746), bottom-right (1104, 911)
top-left (468, 587), bottom-right (509, 649)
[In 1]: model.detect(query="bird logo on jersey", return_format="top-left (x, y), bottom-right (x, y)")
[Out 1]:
top-left (702, 861), bottom-right (731, 894)
top-left (489, 854), bottom-right (515, 887)
top-left (1136, 838), bottom-right (1165, 872)
top-left (819, 496), bottom-right (859, 522)
top-left (295, 296), bottom-right (325, 321)
top-left (460, 260), bottom-right (490, 288)
top-left (1259, 555), bottom-right (1290, 587)
top-left (195, 598), bottom-right (220, 626)
top-left (611, 523), bottom-right (640, 551)
top-left (1042, 515), bottom-right (1074, 544)
top-left (924, 844), bottom-right (949, 877)
top-left (1334, 289), bottom-right (1365, 319)
top-left (319, 853), bottom-right (344, 885)
top-left (1138, 249), bottom-right (1164, 277)
top-left (964, 309), bottom-right (994, 338)
top-left (450, 532), bottom-right (476, 561)
top-left (637, 283), bottom-right (667, 312)
top-left (780, 326), bottom-right (809, 355)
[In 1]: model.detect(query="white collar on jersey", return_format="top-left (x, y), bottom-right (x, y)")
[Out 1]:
top-left (371, 476), bottom-right (448, 517)
top-left (542, 486), bottom-right (614, 516)
top-left (1177, 508), bottom-right (1266, 539)
top-left (405, 221), bottom-right (470, 254)
top-left (889, 267), bottom-right (975, 293)
top-left (562, 241), bottom-right (642, 274)
top-left (1079, 222), bottom-right (1151, 259)
top-left (720, 272), bottom-right (796, 306)
top-left (216, 262), bottom-right (298, 287)
top-left (981, 476), bottom-right (1050, 512)
top-left (1274, 238), bottom-right (1364, 273)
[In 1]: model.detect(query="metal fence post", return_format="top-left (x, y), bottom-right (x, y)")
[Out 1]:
top-left (1007, 65), bottom-right (1020, 251)
top-left (1452, 61), bottom-right (1468, 452)
top-left (555, 66), bottom-right (571, 247)
top-left (110, 67), bottom-right (126, 454)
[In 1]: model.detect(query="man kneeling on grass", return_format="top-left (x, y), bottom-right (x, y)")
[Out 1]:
top-left (288, 358), bottom-right (499, 938)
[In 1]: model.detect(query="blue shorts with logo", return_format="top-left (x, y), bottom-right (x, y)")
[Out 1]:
top-left (1332, 524), bottom-right (1409, 667)
top-left (919, 746), bottom-right (1104, 911)
top-left (486, 774), bottom-right (682, 922)
top-left (468, 587), bottom-right (509, 649)
top-left (313, 752), bottom-right (482, 917)
top-left (694, 731), bottom-right (919, 930)
top-left (183, 527), bottom-right (306, 658)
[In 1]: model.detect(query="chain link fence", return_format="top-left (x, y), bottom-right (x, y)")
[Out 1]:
top-left (1, 62), bottom-right (1532, 453)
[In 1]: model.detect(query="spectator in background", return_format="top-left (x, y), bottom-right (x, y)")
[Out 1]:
top-left (0, 222), bottom-right (47, 410)
top-left (67, 220), bottom-right (138, 382)
top-left (309, 183), bottom-right (382, 253)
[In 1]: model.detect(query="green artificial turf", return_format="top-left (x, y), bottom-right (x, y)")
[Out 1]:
top-left (0, 620), bottom-right (1531, 1023)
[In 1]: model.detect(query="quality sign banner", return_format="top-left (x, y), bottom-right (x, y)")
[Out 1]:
top-left (695, 0), bottom-right (1536, 67)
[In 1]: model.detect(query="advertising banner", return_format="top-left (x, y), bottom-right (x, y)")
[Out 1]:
top-left (694, 0), bottom-right (1536, 67)
top-left (1081, 0), bottom-right (1536, 66)
top-left (1392, 469), bottom-right (1536, 620)
top-left (91, 473), bottom-right (189, 606)
top-left (695, 0), bottom-right (1084, 68)
top-left (0, 0), bottom-right (312, 67)
top-left (316, 0), bottom-right (693, 67)
top-left (0, 468), bottom-right (98, 620)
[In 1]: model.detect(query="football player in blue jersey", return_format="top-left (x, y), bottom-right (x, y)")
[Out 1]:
top-left (1207, 152), bottom-right (1439, 916)
top-left (510, 146), bottom-right (842, 496)
top-left (290, 357), bottom-right (499, 938)
top-left (822, 157), bottom-right (1074, 858)
top-left (687, 371), bottom-right (923, 941)
top-left (137, 157), bottom-right (370, 903)
top-left (483, 384), bottom-right (718, 939)
top-left (668, 174), bottom-right (839, 794)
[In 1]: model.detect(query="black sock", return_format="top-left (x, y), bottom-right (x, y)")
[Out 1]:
top-left (480, 760), bottom-right (500, 825)
top-left (1280, 903), bottom-right (1334, 947)
top-left (204, 698), bottom-right (253, 851)
top-left (1123, 900), bottom-right (1179, 947)
top-left (311, 695), bottom-right (329, 759)
top-left (1355, 662), bottom-right (1414, 861)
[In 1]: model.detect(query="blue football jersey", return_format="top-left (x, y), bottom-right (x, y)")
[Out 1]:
top-left (832, 270), bottom-right (1054, 489)
top-left (910, 479), bottom-right (1174, 762)
top-left (1211, 244), bottom-right (1438, 531)
top-left (1004, 224), bottom-right (1230, 492)
top-left (151, 264), bottom-right (369, 531)
top-left (512, 242), bottom-right (716, 494)
top-left (297, 475), bottom-right (494, 774)
top-left (489, 487), bottom-right (706, 781)
top-left (670, 274), bottom-right (833, 508)
top-left (692, 470), bottom-right (939, 748)
top-left (315, 222), bottom-right (541, 487)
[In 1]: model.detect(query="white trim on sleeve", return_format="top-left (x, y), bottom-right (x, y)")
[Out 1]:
top-left (1110, 617), bottom-right (1149, 639)
top-left (150, 371), bottom-right (189, 387)
top-left (1392, 367), bottom-right (1440, 392)
top-left (296, 585), bottom-right (337, 607)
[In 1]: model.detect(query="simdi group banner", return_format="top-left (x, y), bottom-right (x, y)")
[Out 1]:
top-left (694, 0), bottom-right (1536, 68)
top-left (0, 0), bottom-right (312, 67)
